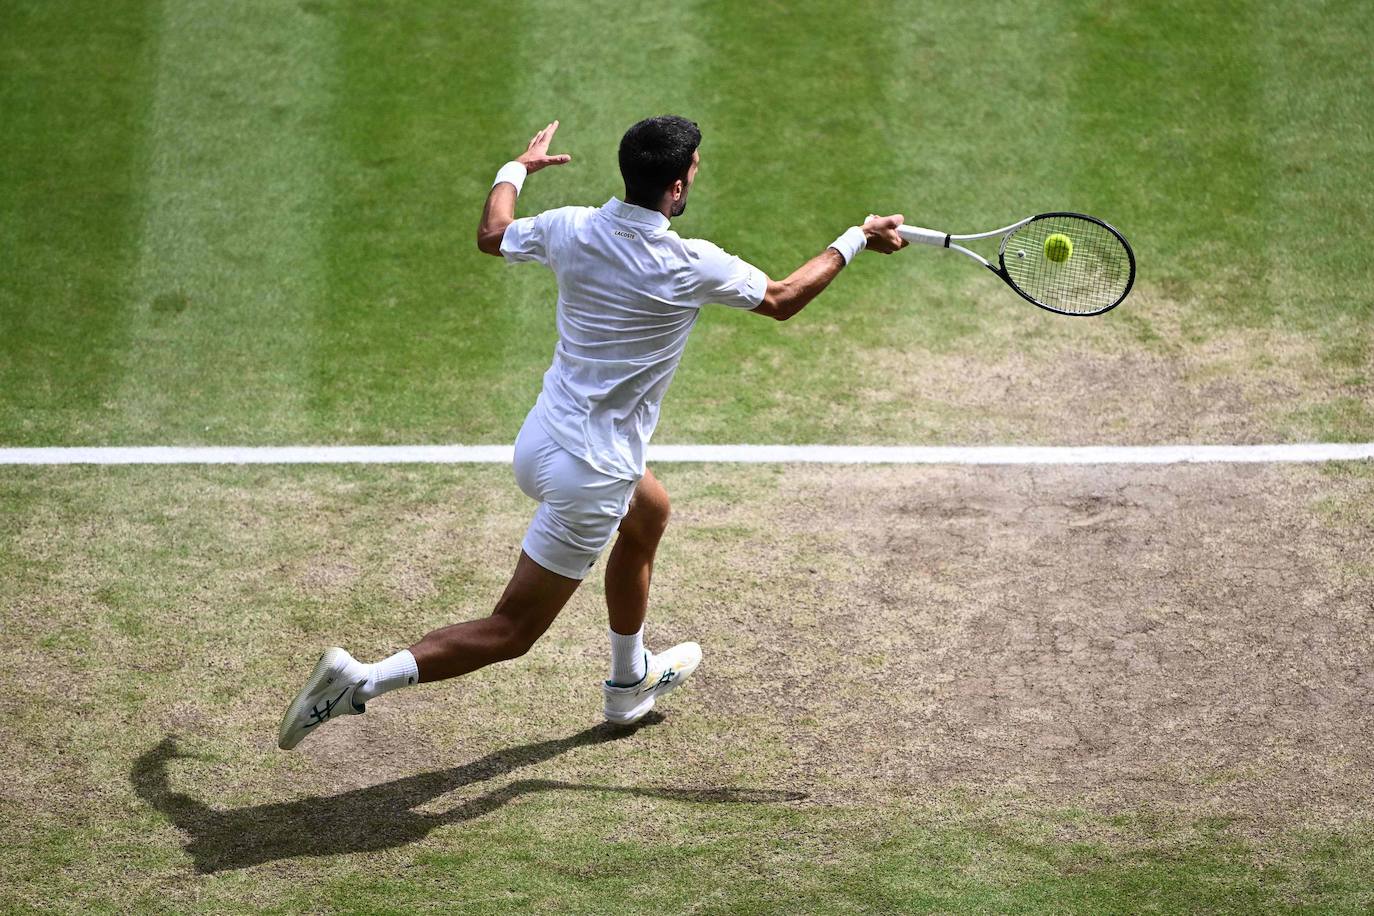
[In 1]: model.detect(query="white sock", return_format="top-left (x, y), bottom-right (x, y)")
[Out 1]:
top-left (354, 649), bottom-right (419, 704)
top-left (608, 626), bottom-right (646, 686)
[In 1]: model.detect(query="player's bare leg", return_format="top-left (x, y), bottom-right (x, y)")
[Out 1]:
top-left (409, 550), bottom-right (582, 680)
top-left (279, 551), bottom-right (579, 749)
top-left (602, 467), bottom-right (701, 724)
top-left (605, 467), bottom-right (671, 638)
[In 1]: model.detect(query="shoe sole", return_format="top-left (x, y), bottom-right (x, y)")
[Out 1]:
top-left (604, 695), bottom-right (656, 726)
top-left (603, 646), bottom-right (702, 726)
top-left (277, 647), bottom-right (350, 751)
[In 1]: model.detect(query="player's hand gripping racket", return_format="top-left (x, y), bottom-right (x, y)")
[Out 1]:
top-left (897, 212), bottom-right (1135, 316)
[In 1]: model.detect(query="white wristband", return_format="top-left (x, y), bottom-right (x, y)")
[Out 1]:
top-left (493, 161), bottom-right (528, 194)
top-left (828, 226), bottom-right (866, 265)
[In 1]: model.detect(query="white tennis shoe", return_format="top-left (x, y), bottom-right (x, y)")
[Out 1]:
top-left (278, 647), bottom-right (367, 750)
top-left (603, 641), bottom-right (702, 725)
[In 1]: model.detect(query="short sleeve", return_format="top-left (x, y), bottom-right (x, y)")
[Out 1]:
top-left (500, 213), bottom-right (550, 265)
top-left (682, 238), bottom-right (768, 310)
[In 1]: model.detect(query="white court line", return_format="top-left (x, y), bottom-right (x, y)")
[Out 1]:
top-left (1, 443), bottom-right (1372, 465)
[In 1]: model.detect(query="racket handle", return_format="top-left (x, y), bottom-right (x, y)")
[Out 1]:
top-left (896, 225), bottom-right (950, 247)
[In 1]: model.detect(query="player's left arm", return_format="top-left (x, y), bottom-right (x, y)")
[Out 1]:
top-left (476, 120), bottom-right (573, 256)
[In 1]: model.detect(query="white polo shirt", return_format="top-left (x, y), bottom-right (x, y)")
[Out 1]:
top-left (501, 197), bottom-right (768, 481)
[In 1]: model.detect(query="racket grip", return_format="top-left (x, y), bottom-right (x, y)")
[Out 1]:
top-left (896, 225), bottom-right (950, 247)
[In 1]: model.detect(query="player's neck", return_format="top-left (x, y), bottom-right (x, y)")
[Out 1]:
top-left (623, 194), bottom-right (673, 221)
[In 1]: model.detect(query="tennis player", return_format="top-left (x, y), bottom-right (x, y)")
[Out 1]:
top-left (279, 116), bottom-right (908, 749)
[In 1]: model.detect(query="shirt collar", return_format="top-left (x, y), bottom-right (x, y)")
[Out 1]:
top-left (603, 197), bottom-right (670, 230)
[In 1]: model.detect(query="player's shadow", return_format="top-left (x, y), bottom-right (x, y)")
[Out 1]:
top-left (132, 716), bottom-right (807, 873)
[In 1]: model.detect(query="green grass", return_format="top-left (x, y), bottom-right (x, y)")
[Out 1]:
top-left (0, 0), bottom-right (158, 443)
top-left (2, 0), bottom-right (1371, 446)
top-left (13, 789), bottom-right (1371, 914)
top-left (3, 0), bottom-right (1374, 911)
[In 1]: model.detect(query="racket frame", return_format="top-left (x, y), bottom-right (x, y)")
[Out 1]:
top-left (898, 212), bottom-right (1135, 316)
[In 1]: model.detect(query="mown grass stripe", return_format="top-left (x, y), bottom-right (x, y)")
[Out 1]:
top-left (0, 0), bottom-right (159, 444)
top-left (114, 0), bottom-right (337, 443)
top-left (3, 443), bottom-right (1370, 465)
top-left (312, 2), bottom-right (534, 443)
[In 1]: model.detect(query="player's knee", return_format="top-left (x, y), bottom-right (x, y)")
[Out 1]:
top-left (645, 498), bottom-right (671, 540)
top-left (502, 637), bottom-right (536, 661)
top-left (626, 492), bottom-right (671, 545)
top-left (493, 614), bottom-right (544, 660)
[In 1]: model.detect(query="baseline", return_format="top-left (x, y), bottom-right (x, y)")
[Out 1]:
top-left (1, 443), bottom-right (1372, 466)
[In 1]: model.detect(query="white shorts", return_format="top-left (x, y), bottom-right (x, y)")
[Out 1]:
top-left (513, 407), bottom-right (639, 580)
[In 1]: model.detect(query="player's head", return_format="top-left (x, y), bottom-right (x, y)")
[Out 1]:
top-left (619, 115), bottom-right (701, 217)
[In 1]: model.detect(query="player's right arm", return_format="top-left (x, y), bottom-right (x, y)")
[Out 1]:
top-left (477, 120), bottom-right (572, 256)
top-left (751, 214), bottom-right (909, 321)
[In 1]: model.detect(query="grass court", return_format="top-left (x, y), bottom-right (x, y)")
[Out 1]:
top-left (2, 0), bottom-right (1373, 912)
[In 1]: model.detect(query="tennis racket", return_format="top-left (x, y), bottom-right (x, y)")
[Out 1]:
top-left (896, 212), bottom-right (1135, 316)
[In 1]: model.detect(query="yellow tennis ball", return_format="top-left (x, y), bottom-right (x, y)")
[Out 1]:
top-left (1044, 233), bottom-right (1073, 263)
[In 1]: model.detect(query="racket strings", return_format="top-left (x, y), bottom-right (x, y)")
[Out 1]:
top-left (1002, 216), bottom-right (1132, 315)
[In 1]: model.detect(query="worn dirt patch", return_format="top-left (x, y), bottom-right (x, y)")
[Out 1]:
top-left (837, 289), bottom-right (1373, 444)
top-left (660, 463), bottom-right (1374, 825)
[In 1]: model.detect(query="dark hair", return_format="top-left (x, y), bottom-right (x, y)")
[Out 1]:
top-left (618, 115), bottom-right (701, 208)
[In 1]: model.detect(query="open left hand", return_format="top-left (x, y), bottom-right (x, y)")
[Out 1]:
top-left (516, 120), bottom-right (573, 173)
top-left (862, 214), bottom-right (909, 254)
